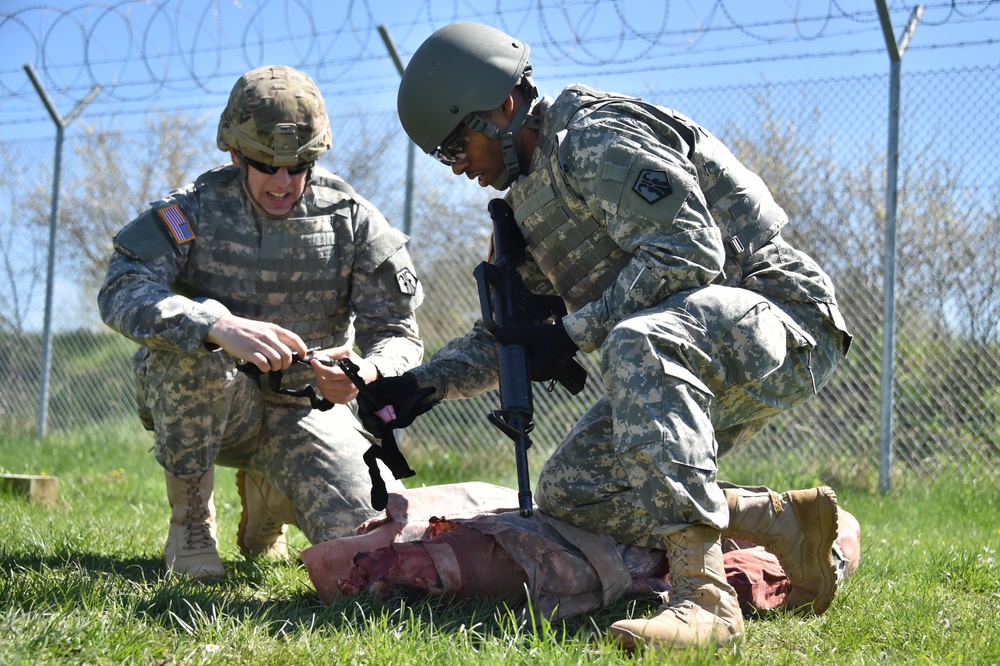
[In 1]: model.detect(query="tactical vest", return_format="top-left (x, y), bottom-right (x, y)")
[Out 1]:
top-left (174, 167), bottom-right (357, 352)
top-left (507, 85), bottom-right (788, 313)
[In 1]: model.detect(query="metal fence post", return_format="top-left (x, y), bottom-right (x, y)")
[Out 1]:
top-left (874, 3), bottom-right (923, 494)
top-left (378, 24), bottom-right (415, 238)
top-left (23, 64), bottom-right (101, 439)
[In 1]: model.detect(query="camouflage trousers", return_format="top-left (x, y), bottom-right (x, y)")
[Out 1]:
top-left (133, 346), bottom-right (402, 544)
top-left (536, 284), bottom-right (847, 550)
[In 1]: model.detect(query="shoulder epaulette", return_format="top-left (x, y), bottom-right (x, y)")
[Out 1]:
top-left (195, 164), bottom-right (239, 187)
top-left (310, 170), bottom-right (359, 203)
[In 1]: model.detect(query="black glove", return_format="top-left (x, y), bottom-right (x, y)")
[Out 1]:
top-left (360, 372), bottom-right (437, 432)
top-left (493, 320), bottom-right (579, 383)
top-left (336, 360), bottom-right (425, 511)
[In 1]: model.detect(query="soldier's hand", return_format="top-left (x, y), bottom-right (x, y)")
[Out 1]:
top-left (493, 320), bottom-right (579, 382)
top-left (204, 314), bottom-right (308, 373)
top-left (309, 347), bottom-right (380, 405)
top-left (364, 373), bottom-right (437, 430)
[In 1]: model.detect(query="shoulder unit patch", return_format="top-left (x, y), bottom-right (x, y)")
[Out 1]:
top-left (396, 267), bottom-right (418, 295)
top-left (632, 169), bottom-right (673, 204)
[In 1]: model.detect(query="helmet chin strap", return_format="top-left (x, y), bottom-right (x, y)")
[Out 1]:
top-left (492, 131), bottom-right (522, 190)
top-left (464, 75), bottom-right (540, 190)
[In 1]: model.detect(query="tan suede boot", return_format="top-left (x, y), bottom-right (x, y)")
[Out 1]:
top-left (723, 484), bottom-right (839, 614)
top-left (236, 470), bottom-right (298, 560)
top-left (163, 469), bottom-right (225, 580)
top-left (607, 525), bottom-right (744, 653)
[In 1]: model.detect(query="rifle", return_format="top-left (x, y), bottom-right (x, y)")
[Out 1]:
top-left (474, 198), bottom-right (587, 518)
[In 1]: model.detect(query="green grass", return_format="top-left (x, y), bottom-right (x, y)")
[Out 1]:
top-left (2, 425), bottom-right (999, 665)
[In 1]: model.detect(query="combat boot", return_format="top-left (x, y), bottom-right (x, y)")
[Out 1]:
top-left (236, 470), bottom-right (298, 560)
top-left (723, 484), bottom-right (839, 614)
top-left (163, 468), bottom-right (225, 580)
top-left (608, 525), bottom-right (744, 653)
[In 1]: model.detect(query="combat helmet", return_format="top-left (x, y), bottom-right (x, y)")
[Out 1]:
top-left (397, 22), bottom-right (539, 189)
top-left (217, 65), bottom-right (331, 167)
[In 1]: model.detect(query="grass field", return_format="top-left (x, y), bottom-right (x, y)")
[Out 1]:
top-left (1, 424), bottom-right (999, 665)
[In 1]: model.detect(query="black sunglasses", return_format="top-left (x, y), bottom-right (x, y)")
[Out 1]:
top-left (241, 154), bottom-right (315, 176)
top-left (431, 125), bottom-right (468, 166)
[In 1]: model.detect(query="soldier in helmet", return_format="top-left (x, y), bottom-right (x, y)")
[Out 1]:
top-left (98, 66), bottom-right (424, 581)
top-left (367, 22), bottom-right (853, 652)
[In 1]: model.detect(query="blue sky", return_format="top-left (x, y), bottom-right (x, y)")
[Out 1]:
top-left (1, 0), bottom-right (998, 142)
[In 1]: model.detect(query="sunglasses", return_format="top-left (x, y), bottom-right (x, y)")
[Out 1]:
top-left (431, 126), bottom-right (468, 166)
top-left (241, 154), bottom-right (315, 176)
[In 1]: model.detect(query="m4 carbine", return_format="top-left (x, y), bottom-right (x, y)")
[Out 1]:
top-left (474, 198), bottom-right (587, 518)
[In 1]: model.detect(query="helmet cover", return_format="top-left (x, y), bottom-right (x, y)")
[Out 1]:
top-left (217, 65), bottom-right (331, 166)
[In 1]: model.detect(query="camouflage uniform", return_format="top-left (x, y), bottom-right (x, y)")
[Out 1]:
top-left (98, 164), bottom-right (423, 543)
top-left (409, 85), bottom-right (850, 550)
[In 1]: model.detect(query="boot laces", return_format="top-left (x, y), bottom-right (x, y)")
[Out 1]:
top-left (184, 482), bottom-right (215, 549)
top-left (665, 537), bottom-right (693, 590)
top-left (246, 475), bottom-right (285, 537)
top-left (259, 516), bottom-right (284, 538)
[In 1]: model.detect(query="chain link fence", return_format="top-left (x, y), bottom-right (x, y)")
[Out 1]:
top-left (2, 66), bottom-right (998, 487)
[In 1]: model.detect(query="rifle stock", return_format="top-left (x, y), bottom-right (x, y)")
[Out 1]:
top-left (474, 198), bottom-right (587, 517)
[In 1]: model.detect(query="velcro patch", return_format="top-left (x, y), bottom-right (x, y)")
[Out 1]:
top-left (632, 169), bottom-right (673, 204)
top-left (396, 267), bottom-right (418, 295)
top-left (156, 204), bottom-right (195, 244)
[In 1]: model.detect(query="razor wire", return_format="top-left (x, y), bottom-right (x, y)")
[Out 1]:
top-left (2, 0), bottom-right (998, 131)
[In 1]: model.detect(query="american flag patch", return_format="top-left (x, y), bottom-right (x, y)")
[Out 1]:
top-left (156, 204), bottom-right (195, 244)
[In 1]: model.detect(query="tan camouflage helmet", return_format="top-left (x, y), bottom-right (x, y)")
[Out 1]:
top-left (217, 65), bottom-right (331, 167)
